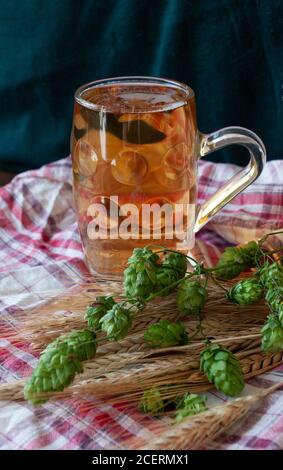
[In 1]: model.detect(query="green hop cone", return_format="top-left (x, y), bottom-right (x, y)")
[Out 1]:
top-left (177, 279), bottom-right (208, 316)
top-left (261, 314), bottom-right (283, 352)
top-left (162, 252), bottom-right (187, 279)
top-left (124, 247), bottom-right (159, 300)
top-left (144, 319), bottom-right (188, 348)
top-left (155, 267), bottom-right (178, 296)
top-left (265, 287), bottom-right (283, 311)
top-left (85, 295), bottom-right (116, 331)
top-left (228, 278), bottom-right (263, 305)
top-left (149, 252), bottom-right (187, 297)
top-left (259, 262), bottom-right (283, 289)
top-left (200, 343), bottom-right (244, 397)
top-left (138, 387), bottom-right (164, 414)
top-left (100, 303), bottom-right (132, 341)
top-left (215, 241), bottom-right (259, 280)
top-left (24, 329), bottom-right (97, 405)
top-left (45, 329), bottom-right (97, 361)
top-left (175, 393), bottom-right (207, 423)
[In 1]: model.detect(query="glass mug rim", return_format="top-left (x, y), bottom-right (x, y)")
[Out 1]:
top-left (74, 76), bottom-right (195, 113)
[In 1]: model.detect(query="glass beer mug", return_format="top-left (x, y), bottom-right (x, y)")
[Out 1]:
top-left (71, 77), bottom-right (266, 275)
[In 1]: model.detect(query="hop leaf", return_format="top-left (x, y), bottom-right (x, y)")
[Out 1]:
top-left (85, 295), bottom-right (116, 331)
top-left (261, 314), bottom-right (283, 352)
top-left (259, 263), bottom-right (283, 289)
top-left (162, 252), bottom-right (187, 278)
top-left (175, 393), bottom-right (207, 423)
top-left (139, 387), bottom-right (165, 414)
top-left (228, 278), bottom-right (263, 305)
top-left (240, 240), bottom-right (260, 262)
top-left (155, 267), bottom-right (179, 296)
top-left (124, 247), bottom-right (159, 300)
top-left (215, 241), bottom-right (259, 280)
top-left (265, 287), bottom-right (283, 312)
top-left (177, 279), bottom-right (208, 316)
top-left (215, 247), bottom-right (245, 280)
top-left (144, 320), bottom-right (188, 348)
top-left (24, 330), bottom-right (97, 405)
top-left (200, 343), bottom-right (244, 397)
top-left (100, 303), bottom-right (132, 341)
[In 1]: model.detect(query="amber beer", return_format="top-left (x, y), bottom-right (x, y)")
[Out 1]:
top-left (71, 77), bottom-right (265, 275)
top-left (71, 81), bottom-right (197, 273)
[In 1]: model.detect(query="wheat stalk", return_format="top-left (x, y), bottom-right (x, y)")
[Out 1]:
top-left (7, 274), bottom-right (268, 350)
top-left (1, 271), bottom-right (282, 450)
top-left (0, 345), bottom-right (282, 404)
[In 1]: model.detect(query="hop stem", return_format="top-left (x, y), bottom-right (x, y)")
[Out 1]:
top-left (259, 230), bottom-right (283, 246)
top-left (145, 273), bottom-right (197, 302)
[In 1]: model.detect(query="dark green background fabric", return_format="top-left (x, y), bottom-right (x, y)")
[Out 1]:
top-left (0, 0), bottom-right (282, 172)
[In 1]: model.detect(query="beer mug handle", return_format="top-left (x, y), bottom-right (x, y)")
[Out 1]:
top-left (194, 126), bottom-right (266, 232)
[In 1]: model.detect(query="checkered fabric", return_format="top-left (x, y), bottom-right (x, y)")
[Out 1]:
top-left (0, 157), bottom-right (282, 449)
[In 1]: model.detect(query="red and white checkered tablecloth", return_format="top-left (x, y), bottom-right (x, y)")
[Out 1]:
top-left (0, 156), bottom-right (283, 450)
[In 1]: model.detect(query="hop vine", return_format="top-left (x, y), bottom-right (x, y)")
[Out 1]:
top-left (24, 233), bottom-right (283, 410)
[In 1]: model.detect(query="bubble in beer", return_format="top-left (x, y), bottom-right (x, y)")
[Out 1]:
top-left (73, 140), bottom-right (98, 176)
top-left (111, 150), bottom-right (148, 185)
top-left (163, 142), bottom-right (188, 180)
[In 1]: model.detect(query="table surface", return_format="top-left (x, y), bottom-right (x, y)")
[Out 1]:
top-left (0, 157), bottom-right (282, 450)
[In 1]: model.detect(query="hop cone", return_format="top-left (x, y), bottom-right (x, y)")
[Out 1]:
top-left (259, 263), bottom-right (283, 289)
top-left (228, 278), bottom-right (263, 305)
top-left (139, 387), bottom-right (164, 414)
top-left (124, 247), bottom-right (159, 300)
top-left (100, 303), bottom-right (132, 341)
top-left (177, 279), bottom-right (208, 316)
top-left (215, 241), bottom-right (259, 280)
top-left (24, 330), bottom-right (97, 404)
top-left (200, 343), bottom-right (244, 397)
top-left (144, 320), bottom-right (188, 348)
top-left (265, 287), bottom-right (283, 311)
top-left (162, 252), bottom-right (187, 279)
top-left (261, 314), bottom-right (283, 352)
top-left (150, 252), bottom-right (187, 297)
top-left (175, 393), bottom-right (207, 423)
top-left (85, 295), bottom-right (116, 331)
top-left (155, 267), bottom-right (178, 296)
